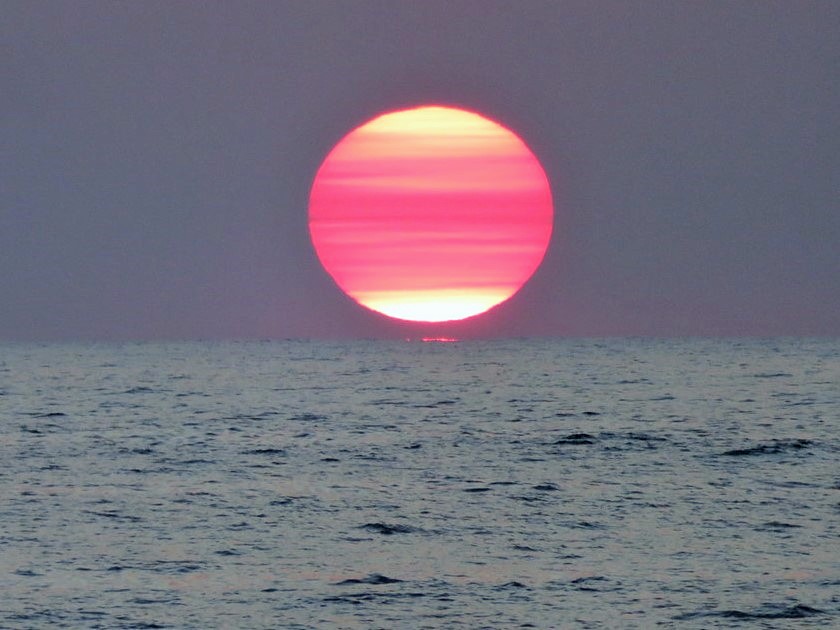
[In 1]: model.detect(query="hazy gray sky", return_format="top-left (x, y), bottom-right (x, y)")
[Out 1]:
top-left (2, 1), bottom-right (838, 340)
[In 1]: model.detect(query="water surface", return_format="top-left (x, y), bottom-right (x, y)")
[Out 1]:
top-left (2, 339), bottom-right (838, 628)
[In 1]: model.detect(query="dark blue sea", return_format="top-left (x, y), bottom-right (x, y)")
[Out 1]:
top-left (1, 338), bottom-right (838, 628)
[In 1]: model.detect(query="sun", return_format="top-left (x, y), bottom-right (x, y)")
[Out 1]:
top-left (308, 105), bottom-right (553, 323)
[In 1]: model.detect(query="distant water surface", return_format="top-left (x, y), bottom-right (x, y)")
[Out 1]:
top-left (1, 338), bottom-right (838, 628)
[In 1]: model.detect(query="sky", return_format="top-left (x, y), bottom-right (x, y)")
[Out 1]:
top-left (2, 1), bottom-right (838, 340)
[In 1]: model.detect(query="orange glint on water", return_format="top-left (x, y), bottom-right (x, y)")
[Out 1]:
top-left (308, 106), bottom-right (553, 323)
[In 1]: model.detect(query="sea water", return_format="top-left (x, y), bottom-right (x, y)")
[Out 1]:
top-left (1, 338), bottom-right (838, 628)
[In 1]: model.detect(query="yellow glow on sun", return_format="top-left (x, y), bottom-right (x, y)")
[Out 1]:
top-left (356, 289), bottom-right (511, 322)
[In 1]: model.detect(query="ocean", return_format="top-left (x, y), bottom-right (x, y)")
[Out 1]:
top-left (1, 338), bottom-right (838, 628)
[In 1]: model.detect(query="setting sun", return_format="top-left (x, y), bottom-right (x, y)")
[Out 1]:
top-left (308, 105), bottom-right (553, 323)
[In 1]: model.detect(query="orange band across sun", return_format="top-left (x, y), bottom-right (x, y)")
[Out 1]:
top-left (308, 105), bottom-right (553, 323)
